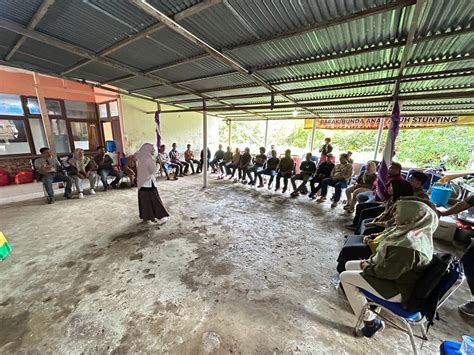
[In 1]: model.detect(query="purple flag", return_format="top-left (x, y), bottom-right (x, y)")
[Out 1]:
top-left (154, 111), bottom-right (161, 150)
top-left (376, 101), bottom-right (400, 201)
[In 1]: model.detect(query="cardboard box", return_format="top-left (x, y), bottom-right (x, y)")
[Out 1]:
top-left (434, 216), bottom-right (458, 242)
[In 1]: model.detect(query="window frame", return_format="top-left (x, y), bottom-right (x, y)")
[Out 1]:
top-left (0, 95), bottom-right (102, 158)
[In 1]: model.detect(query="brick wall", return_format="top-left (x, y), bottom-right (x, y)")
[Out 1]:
top-left (0, 158), bottom-right (33, 182)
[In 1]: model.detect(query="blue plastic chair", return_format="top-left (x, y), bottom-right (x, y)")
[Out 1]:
top-left (354, 258), bottom-right (464, 355)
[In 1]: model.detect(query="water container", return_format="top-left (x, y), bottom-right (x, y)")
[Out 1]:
top-left (105, 140), bottom-right (116, 153)
top-left (430, 183), bottom-right (452, 207)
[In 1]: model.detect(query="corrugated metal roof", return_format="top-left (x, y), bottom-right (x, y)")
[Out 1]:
top-left (153, 56), bottom-right (233, 82)
top-left (36, 0), bottom-right (143, 52)
top-left (0, 0), bottom-right (472, 115)
top-left (68, 61), bottom-right (130, 83)
top-left (0, 0), bottom-right (42, 26)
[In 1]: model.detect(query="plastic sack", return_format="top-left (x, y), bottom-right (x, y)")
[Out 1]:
top-left (0, 232), bottom-right (11, 261)
top-left (14, 171), bottom-right (34, 184)
top-left (0, 170), bottom-right (9, 186)
top-left (461, 336), bottom-right (474, 355)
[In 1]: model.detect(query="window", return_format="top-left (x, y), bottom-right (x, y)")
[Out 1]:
top-left (65, 100), bottom-right (96, 119)
top-left (109, 101), bottom-right (119, 117)
top-left (0, 94), bottom-right (23, 116)
top-left (29, 119), bottom-right (48, 154)
top-left (27, 98), bottom-right (62, 116)
top-left (98, 103), bottom-right (108, 118)
top-left (50, 119), bottom-right (70, 154)
top-left (71, 121), bottom-right (99, 150)
top-left (0, 119), bottom-right (30, 155)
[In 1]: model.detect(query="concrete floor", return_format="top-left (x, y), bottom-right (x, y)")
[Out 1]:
top-left (0, 174), bottom-right (472, 354)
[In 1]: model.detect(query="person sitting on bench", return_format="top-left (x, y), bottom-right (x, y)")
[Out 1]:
top-left (290, 152), bottom-right (316, 197)
top-left (35, 147), bottom-right (73, 204)
top-left (157, 144), bottom-right (178, 180)
top-left (218, 146), bottom-right (233, 180)
top-left (210, 144), bottom-right (224, 173)
top-left (229, 148), bottom-right (241, 180)
top-left (184, 144), bottom-right (200, 174)
top-left (317, 153), bottom-right (353, 207)
top-left (257, 149), bottom-right (279, 188)
top-left (275, 149), bottom-right (294, 193)
top-left (169, 143), bottom-right (189, 177)
top-left (246, 147), bottom-right (267, 186)
top-left (239, 147), bottom-right (252, 184)
top-left (68, 148), bottom-right (97, 198)
top-left (94, 145), bottom-right (122, 191)
top-left (308, 153), bottom-right (335, 199)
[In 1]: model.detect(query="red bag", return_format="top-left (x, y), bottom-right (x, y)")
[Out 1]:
top-left (0, 170), bottom-right (9, 186)
top-left (14, 171), bottom-right (33, 185)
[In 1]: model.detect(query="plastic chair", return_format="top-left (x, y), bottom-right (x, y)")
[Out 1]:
top-left (354, 257), bottom-right (464, 355)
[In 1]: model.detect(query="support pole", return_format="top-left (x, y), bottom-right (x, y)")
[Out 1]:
top-left (264, 119), bottom-right (269, 147)
top-left (228, 120), bottom-right (231, 146)
top-left (310, 118), bottom-right (316, 152)
top-left (33, 72), bottom-right (56, 155)
top-left (203, 100), bottom-right (208, 188)
top-left (373, 117), bottom-right (385, 160)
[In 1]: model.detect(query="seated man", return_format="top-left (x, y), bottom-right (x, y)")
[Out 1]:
top-left (169, 143), bottom-right (189, 177)
top-left (239, 147), bottom-right (252, 184)
top-left (275, 149), bottom-right (294, 193)
top-left (200, 147), bottom-right (211, 172)
top-left (218, 146), bottom-right (233, 179)
top-left (35, 147), bottom-right (73, 204)
top-left (290, 152), bottom-right (316, 197)
top-left (257, 149), bottom-right (279, 188)
top-left (124, 154), bottom-right (138, 187)
top-left (184, 144), bottom-right (201, 174)
top-left (308, 153), bottom-right (335, 199)
top-left (246, 147), bottom-right (267, 185)
top-left (317, 153), bottom-right (354, 207)
top-left (343, 161), bottom-right (378, 212)
top-left (210, 144), bottom-right (224, 173)
top-left (68, 148), bottom-right (97, 198)
top-left (94, 145), bottom-right (122, 191)
top-left (158, 145), bottom-right (178, 180)
top-left (408, 171), bottom-right (429, 199)
top-left (228, 148), bottom-right (241, 180)
top-left (356, 162), bottom-right (404, 204)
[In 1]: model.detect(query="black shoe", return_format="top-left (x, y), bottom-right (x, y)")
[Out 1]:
top-left (308, 193), bottom-right (315, 199)
top-left (290, 191), bottom-right (299, 198)
top-left (241, 180), bottom-right (248, 185)
top-left (47, 197), bottom-right (55, 204)
top-left (361, 319), bottom-right (385, 338)
top-left (64, 193), bottom-right (72, 199)
top-left (268, 185), bottom-right (272, 190)
top-left (282, 187), bottom-right (287, 193)
top-left (258, 184), bottom-right (264, 188)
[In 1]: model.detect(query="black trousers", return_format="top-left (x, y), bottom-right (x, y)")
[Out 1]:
top-left (336, 235), bottom-right (372, 274)
top-left (275, 172), bottom-right (291, 189)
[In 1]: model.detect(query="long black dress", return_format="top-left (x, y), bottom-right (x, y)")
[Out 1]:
top-left (336, 235), bottom-right (372, 274)
top-left (138, 182), bottom-right (169, 221)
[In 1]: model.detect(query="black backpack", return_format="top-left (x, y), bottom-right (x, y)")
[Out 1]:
top-left (405, 253), bottom-right (456, 328)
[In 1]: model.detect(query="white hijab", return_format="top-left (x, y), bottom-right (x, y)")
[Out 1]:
top-left (136, 143), bottom-right (157, 188)
top-left (69, 148), bottom-right (90, 173)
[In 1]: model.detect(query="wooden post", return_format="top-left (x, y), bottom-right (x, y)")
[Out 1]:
top-left (33, 72), bottom-right (56, 155)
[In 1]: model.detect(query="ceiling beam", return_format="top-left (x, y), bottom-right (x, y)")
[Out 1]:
top-left (59, 0), bottom-right (221, 75)
top-left (130, 0), bottom-right (320, 117)
top-left (391, 0), bottom-right (426, 100)
top-left (164, 68), bottom-right (473, 104)
top-left (158, 91), bottom-right (474, 113)
top-left (4, 0), bottom-right (56, 61)
top-left (142, 0), bottom-right (415, 75)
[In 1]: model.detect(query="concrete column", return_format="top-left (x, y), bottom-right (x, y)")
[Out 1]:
top-left (264, 119), bottom-right (269, 147)
top-left (203, 100), bottom-right (208, 188)
top-left (33, 72), bottom-right (56, 155)
top-left (228, 120), bottom-right (231, 146)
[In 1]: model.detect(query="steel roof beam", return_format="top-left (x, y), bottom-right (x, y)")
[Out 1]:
top-left (158, 91), bottom-right (474, 113)
top-left (60, 0), bottom-right (222, 75)
top-left (144, 0), bottom-right (415, 75)
top-left (4, 0), bottom-right (56, 61)
top-left (130, 0), bottom-right (320, 117)
top-left (164, 68), bottom-right (473, 104)
top-left (391, 0), bottom-right (426, 100)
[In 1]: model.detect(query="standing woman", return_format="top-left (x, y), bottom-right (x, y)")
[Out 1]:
top-left (136, 143), bottom-right (170, 225)
top-left (319, 137), bottom-right (333, 164)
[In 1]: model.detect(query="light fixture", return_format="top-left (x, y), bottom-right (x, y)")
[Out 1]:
top-left (292, 110), bottom-right (298, 117)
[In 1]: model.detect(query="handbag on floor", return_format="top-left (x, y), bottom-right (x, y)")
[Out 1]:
top-left (0, 232), bottom-right (11, 261)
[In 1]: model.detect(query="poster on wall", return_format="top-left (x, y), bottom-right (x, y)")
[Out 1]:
top-left (303, 115), bottom-right (474, 130)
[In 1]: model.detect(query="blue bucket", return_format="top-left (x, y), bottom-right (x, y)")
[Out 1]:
top-left (430, 183), bottom-right (452, 207)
